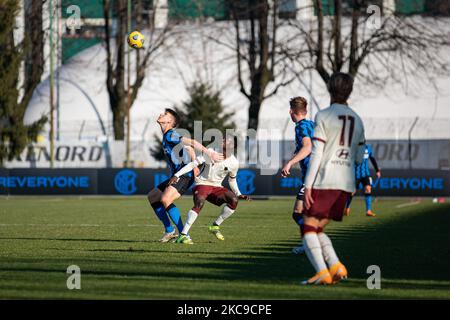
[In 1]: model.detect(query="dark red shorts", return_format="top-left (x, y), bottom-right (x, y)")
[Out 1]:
top-left (193, 185), bottom-right (231, 207)
top-left (303, 189), bottom-right (351, 222)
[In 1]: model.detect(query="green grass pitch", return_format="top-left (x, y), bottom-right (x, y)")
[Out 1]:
top-left (0, 196), bottom-right (449, 299)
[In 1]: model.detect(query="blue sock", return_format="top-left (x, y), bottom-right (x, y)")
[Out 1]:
top-left (346, 196), bottom-right (353, 209)
top-left (292, 212), bottom-right (303, 226)
top-left (166, 204), bottom-right (184, 233)
top-left (365, 194), bottom-right (372, 211)
top-left (151, 202), bottom-right (174, 233)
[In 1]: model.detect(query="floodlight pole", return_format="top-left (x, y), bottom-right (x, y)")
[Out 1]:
top-left (49, 0), bottom-right (55, 168)
top-left (56, 0), bottom-right (62, 141)
top-left (125, 0), bottom-right (132, 167)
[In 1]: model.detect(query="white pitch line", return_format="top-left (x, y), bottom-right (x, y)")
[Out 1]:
top-left (395, 201), bottom-right (422, 209)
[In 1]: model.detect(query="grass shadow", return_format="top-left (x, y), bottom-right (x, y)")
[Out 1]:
top-left (176, 203), bottom-right (450, 287)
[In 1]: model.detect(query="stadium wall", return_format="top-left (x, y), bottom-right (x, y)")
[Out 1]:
top-left (4, 139), bottom-right (450, 170)
top-left (1, 168), bottom-right (449, 197)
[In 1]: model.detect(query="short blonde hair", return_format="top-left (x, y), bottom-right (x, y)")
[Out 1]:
top-left (289, 97), bottom-right (308, 114)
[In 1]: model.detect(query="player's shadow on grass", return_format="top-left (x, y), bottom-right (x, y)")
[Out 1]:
top-left (183, 203), bottom-right (450, 285)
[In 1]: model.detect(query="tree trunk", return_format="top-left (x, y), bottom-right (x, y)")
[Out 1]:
top-left (349, 1), bottom-right (361, 76)
top-left (22, 0), bottom-right (44, 110)
top-left (247, 0), bottom-right (271, 131)
top-left (0, 0), bottom-right (46, 164)
top-left (248, 71), bottom-right (266, 130)
top-left (112, 98), bottom-right (127, 140)
top-left (314, 0), bottom-right (330, 83)
top-left (333, 0), bottom-right (343, 72)
top-left (248, 98), bottom-right (262, 131)
top-left (104, 0), bottom-right (127, 140)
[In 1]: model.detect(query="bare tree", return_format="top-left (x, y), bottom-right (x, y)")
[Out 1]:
top-left (103, 0), bottom-right (174, 140)
top-left (287, 0), bottom-right (450, 91)
top-left (0, 0), bottom-right (47, 164)
top-left (225, 0), bottom-right (295, 131)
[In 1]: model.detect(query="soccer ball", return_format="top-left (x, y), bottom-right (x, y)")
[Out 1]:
top-left (127, 31), bottom-right (145, 49)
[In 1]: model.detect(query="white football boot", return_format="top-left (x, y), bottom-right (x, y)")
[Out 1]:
top-left (159, 230), bottom-right (178, 243)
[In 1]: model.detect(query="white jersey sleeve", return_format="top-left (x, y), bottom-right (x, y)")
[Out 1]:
top-left (227, 159), bottom-right (241, 195)
top-left (173, 155), bottom-right (206, 178)
top-left (312, 111), bottom-right (327, 143)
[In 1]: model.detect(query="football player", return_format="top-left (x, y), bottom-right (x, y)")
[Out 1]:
top-left (345, 144), bottom-right (381, 217)
top-left (169, 136), bottom-right (251, 244)
top-left (302, 72), bottom-right (366, 285)
top-left (281, 97), bottom-right (314, 255)
top-left (147, 108), bottom-right (223, 243)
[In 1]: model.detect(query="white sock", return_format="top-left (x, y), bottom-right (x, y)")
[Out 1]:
top-left (214, 206), bottom-right (235, 226)
top-left (317, 232), bottom-right (340, 267)
top-left (181, 210), bottom-right (198, 235)
top-left (303, 233), bottom-right (328, 273)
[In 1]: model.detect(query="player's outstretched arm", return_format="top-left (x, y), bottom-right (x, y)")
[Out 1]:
top-left (181, 137), bottom-right (223, 162)
top-left (369, 155), bottom-right (381, 178)
top-left (281, 137), bottom-right (312, 177)
top-left (228, 171), bottom-right (251, 201)
top-left (168, 156), bottom-right (206, 184)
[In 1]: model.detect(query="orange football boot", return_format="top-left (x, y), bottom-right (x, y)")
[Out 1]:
top-left (329, 262), bottom-right (348, 284)
top-left (366, 210), bottom-right (376, 217)
top-left (301, 269), bottom-right (333, 285)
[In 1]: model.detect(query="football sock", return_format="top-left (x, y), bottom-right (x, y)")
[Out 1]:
top-left (303, 232), bottom-right (328, 273)
top-left (181, 210), bottom-right (198, 235)
top-left (292, 212), bottom-right (304, 227)
top-left (214, 205), bottom-right (235, 226)
top-left (292, 212), bottom-right (305, 239)
top-left (365, 194), bottom-right (372, 211)
top-left (151, 202), bottom-right (174, 233)
top-left (166, 204), bottom-right (184, 233)
top-left (317, 232), bottom-right (339, 267)
top-left (345, 196), bottom-right (353, 209)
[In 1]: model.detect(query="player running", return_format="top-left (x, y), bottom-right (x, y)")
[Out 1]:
top-left (302, 72), bottom-right (366, 285)
top-left (169, 136), bottom-right (251, 245)
top-left (147, 108), bottom-right (223, 243)
top-left (345, 144), bottom-right (381, 217)
top-left (281, 97), bottom-right (314, 255)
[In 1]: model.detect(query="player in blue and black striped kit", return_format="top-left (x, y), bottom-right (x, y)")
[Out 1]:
top-left (281, 97), bottom-right (314, 254)
top-left (345, 143), bottom-right (381, 217)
